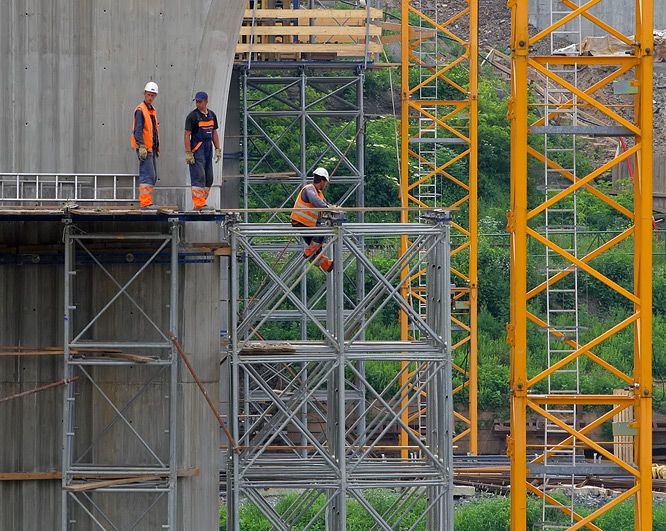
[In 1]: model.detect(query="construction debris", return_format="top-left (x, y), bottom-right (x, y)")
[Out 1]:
top-left (553, 30), bottom-right (666, 56)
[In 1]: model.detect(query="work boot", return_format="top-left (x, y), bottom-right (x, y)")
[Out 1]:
top-left (320, 260), bottom-right (334, 273)
top-left (194, 204), bottom-right (215, 212)
top-left (140, 204), bottom-right (160, 210)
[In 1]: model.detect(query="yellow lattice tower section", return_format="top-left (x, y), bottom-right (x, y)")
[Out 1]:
top-left (509, 0), bottom-right (653, 529)
top-left (400, 0), bottom-right (478, 456)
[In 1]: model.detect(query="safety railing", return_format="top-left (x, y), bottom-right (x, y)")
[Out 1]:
top-left (0, 173), bottom-right (137, 203)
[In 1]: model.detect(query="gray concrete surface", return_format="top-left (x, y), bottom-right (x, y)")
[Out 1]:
top-left (0, 220), bottom-right (222, 530)
top-left (0, 0), bottom-right (244, 209)
top-left (0, 2), bottom-right (243, 527)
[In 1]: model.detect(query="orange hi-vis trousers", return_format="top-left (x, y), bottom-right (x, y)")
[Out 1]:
top-left (303, 240), bottom-right (333, 273)
top-left (192, 186), bottom-right (209, 208)
top-left (139, 185), bottom-right (154, 207)
top-left (138, 151), bottom-right (158, 207)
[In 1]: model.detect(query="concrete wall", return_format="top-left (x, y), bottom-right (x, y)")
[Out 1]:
top-left (0, 220), bottom-right (222, 530)
top-left (529, 0), bottom-right (666, 38)
top-left (0, 0), bottom-right (244, 208)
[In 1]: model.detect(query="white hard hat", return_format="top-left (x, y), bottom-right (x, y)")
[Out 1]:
top-left (313, 167), bottom-right (330, 182)
top-left (144, 81), bottom-right (159, 94)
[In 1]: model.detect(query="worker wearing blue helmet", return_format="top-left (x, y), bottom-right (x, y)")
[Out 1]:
top-left (184, 91), bottom-right (221, 210)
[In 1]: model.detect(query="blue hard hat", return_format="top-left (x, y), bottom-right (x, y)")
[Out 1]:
top-left (194, 91), bottom-right (208, 101)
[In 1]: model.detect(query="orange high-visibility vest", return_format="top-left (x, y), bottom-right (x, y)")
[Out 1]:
top-left (130, 102), bottom-right (160, 152)
top-left (291, 184), bottom-right (325, 227)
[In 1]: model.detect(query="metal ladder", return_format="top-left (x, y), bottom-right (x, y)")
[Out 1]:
top-left (541, 1), bottom-right (582, 528)
top-left (414, 0), bottom-right (441, 443)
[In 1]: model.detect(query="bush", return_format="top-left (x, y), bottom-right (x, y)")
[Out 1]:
top-left (220, 494), bottom-right (666, 530)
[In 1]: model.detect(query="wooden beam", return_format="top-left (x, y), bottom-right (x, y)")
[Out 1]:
top-left (0, 472), bottom-right (62, 481)
top-left (0, 468), bottom-right (199, 483)
top-left (0, 349), bottom-right (62, 357)
top-left (239, 25), bottom-right (382, 36)
top-left (0, 377), bottom-right (79, 404)
top-left (214, 247), bottom-right (232, 256)
top-left (236, 43), bottom-right (383, 53)
top-left (65, 475), bottom-right (163, 492)
top-left (75, 351), bottom-right (156, 363)
top-left (243, 8), bottom-right (382, 19)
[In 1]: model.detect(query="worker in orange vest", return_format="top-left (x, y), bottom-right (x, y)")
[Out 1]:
top-left (130, 82), bottom-right (160, 209)
top-left (290, 167), bottom-right (334, 273)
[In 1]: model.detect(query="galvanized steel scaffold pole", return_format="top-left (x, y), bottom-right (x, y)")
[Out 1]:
top-left (240, 64), bottom-right (368, 457)
top-left (226, 219), bottom-right (453, 530)
top-left (61, 223), bottom-right (180, 530)
top-left (400, 0), bottom-right (479, 456)
top-left (509, 0), bottom-right (653, 528)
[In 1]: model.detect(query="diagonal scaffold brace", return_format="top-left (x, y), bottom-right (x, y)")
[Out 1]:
top-left (168, 333), bottom-right (239, 453)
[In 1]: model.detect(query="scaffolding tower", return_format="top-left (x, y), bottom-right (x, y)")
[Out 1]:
top-left (238, 1), bottom-right (370, 345)
top-left (509, 0), bottom-right (653, 529)
top-left (61, 223), bottom-right (180, 529)
top-left (225, 218), bottom-right (453, 530)
top-left (400, 0), bottom-right (478, 455)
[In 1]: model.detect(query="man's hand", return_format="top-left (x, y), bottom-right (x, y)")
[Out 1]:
top-left (185, 151), bottom-right (195, 165)
top-left (214, 147), bottom-right (222, 163)
top-left (138, 145), bottom-right (148, 160)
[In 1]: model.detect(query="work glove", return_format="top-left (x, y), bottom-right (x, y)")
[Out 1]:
top-left (137, 145), bottom-right (148, 160)
top-left (185, 151), bottom-right (195, 165)
top-left (214, 147), bottom-right (222, 163)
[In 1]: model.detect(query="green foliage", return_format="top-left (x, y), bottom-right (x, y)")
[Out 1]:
top-left (221, 495), bottom-right (666, 530)
top-left (477, 238), bottom-right (511, 322)
top-left (240, 40), bottom-right (666, 418)
top-left (454, 496), bottom-right (544, 530)
top-left (364, 116), bottom-right (400, 222)
top-left (477, 79), bottom-right (511, 213)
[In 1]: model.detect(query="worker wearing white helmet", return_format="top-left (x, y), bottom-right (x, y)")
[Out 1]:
top-left (130, 82), bottom-right (161, 208)
top-left (290, 167), bottom-right (334, 272)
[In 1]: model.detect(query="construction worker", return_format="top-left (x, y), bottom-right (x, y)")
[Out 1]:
top-left (290, 167), bottom-right (334, 273)
top-left (184, 91), bottom-right (222, 210)
top-left (131, 82), bottom-right (160, 209)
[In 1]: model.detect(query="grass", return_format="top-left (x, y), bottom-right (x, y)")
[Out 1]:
top-left (219, 493), bottom-right (666, 530)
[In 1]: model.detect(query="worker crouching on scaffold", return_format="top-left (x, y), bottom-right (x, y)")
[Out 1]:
top-left (290, 167), bottom-right (335, 273)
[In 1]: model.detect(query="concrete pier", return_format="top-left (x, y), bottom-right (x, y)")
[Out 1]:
top-left (0, 218), bottom-right (224, 529)
top-left (0, 1), bottom-right (243, 528)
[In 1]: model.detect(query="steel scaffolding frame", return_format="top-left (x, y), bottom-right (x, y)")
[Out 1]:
top-left (242, 66), bottom-right (365, 222)
top-left (400, 0), bottom-right (478, 455)
top-left (509, 0), bottom-right (653, 529)
top-left (61, 223), bottom-right (180, 530)
top-left (240, 65), bottom-right (367, 411)
top-left (226, 220), bottom-right (453, 530)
